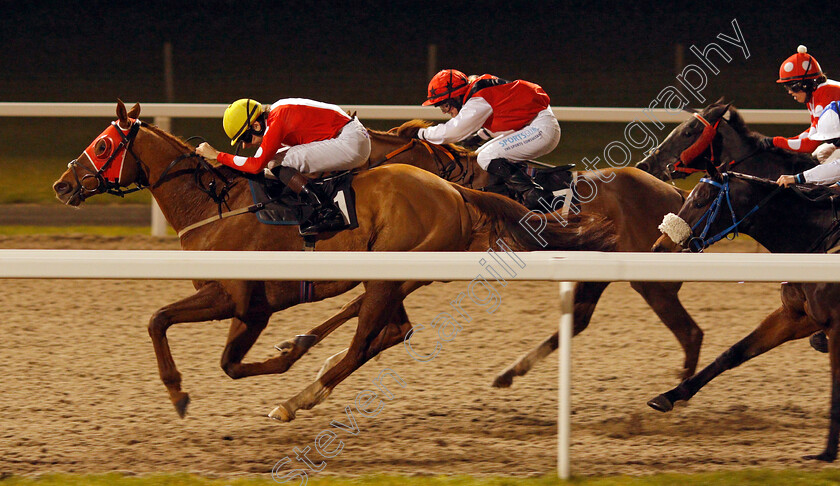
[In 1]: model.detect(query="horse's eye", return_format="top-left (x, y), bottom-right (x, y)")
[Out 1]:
top-left (94, 138), bottom-right (111, 158)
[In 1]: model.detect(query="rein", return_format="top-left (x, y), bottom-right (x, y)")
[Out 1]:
top-left (686, 172), bottom-right (783, 252)
top-left (153, 136), bottom-right (237, 217)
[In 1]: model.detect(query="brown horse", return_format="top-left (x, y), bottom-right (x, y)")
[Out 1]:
top-left (650, 164), bottom-right (840, 461)
top-left (52, 101), bottom-right (615, 421)
top-left (373, 120), bottom-right (703, 385)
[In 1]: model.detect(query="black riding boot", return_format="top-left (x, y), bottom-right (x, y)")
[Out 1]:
top-left (297, 184), bottom-right (348, 236)
top-left (485, 158), bottom-right (554, 210)
top-left (271, 166), bottom-right (348, 236)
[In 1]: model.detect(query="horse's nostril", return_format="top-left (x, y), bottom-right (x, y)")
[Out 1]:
top-left (53, 182), bottom-right (70, 195)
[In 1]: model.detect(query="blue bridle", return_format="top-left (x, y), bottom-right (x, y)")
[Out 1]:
top-left (686, 173), bottom-right (781, 252)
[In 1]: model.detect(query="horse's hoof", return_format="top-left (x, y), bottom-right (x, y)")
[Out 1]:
top-left (294, 334), bottom-right (318, 349)
top-left (492, 373), bottom-right (513, 388)
top-left (274, 340), bottom-right (295, 355)
top-left (268, 404), bottom-right (295, 422)
top-left (174, 394), bottom-right (191, 418)
top-left (810, 332), bottom-right (829, 354)
top-left (803, 450), bottom-right (837, 462)
top-left (647, 394), bottom-right (674, 413)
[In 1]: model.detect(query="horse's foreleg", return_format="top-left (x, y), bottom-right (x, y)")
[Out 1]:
top-left (805, 324), bottom-right (840, 462)
top-left (492, 282), bottom-right (608, 388)
top-left (630, 281), bottom-right (703, 380)
top-left (648, 303), bottom-right (819, 413)
top-left (148, 282), bottom-right (235, 417)
top-left (218, 314), bottom-right (273, 379)
top-left (269, 281), bottom-right (403, 422)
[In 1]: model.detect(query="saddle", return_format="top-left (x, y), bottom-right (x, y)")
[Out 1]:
top-left (483, 162), bottom-right (578, 214)
top-left (521, 162), bottom-right (575, 192)
top-left (248, 170), bottom-right (359, 230)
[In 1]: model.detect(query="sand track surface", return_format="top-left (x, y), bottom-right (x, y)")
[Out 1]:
top-left (0, 235), bottom-right (832, 477)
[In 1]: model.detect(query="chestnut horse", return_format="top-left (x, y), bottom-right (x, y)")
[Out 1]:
top-left (650, 163), bottom-right (840, 461)
top-left (52, 101), bottom-right (615, 421)
top-left (373, 121), bottom-right (703, 386)
top-left (259, 123), bottom-right (703, 388)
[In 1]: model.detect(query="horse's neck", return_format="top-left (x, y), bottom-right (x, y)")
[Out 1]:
top-left (370, 133), bottom-right (483, 187)
top-left (140, 133), bottom-right (252, 238)
top-left (743, 190), bottom-right (835, 253)
top-left (720, 124), bottom-right (816, 178)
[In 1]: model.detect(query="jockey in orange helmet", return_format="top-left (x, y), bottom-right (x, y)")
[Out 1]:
top-left (196, 98), bottom-right (370, 235)
top-left (418, 69), bottom-right (561, 209)
top-left (760, 46), bottom-right (840, 163)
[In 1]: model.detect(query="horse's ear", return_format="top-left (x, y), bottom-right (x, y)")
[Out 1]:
top-left (116, 99), bottom-right (127, 123)
top-left (715, 96), bottom-right (727, 106)
top-left (127, 102), bottom-right (141, 120)
top-left (706, 159), bottom-right (721, 180)
top-left (709, 102), bottom-right (733, 121)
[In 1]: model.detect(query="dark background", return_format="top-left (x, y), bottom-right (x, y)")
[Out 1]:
top-left (0, 0), bottom-right (831, 185)
top-left (0, 0), bottom-right (831, 108)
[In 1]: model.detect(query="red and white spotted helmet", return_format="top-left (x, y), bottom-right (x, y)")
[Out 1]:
top-left (777, 45), bottom-right (823, 84)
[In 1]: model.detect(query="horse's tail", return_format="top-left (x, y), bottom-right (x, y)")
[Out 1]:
top-left (451, 184), bottom-right (617, 252)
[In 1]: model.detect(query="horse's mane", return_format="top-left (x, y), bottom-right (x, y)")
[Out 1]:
top-left (369, 119), bottom-right (473, 157)
top-left (724, 105), bottom-right (818, 170)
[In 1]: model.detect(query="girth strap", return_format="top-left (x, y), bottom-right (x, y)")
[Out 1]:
top-left (177, 203), bottom-right (266, 238)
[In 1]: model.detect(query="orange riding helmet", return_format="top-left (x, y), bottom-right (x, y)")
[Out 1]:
top-left (423, 69), bottom-right (469, 106)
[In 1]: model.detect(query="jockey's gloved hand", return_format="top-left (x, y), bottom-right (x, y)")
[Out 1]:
top-left (758, 137), bottom-right (775, 151)
top-left (460, 134), bottom-right (484, 150)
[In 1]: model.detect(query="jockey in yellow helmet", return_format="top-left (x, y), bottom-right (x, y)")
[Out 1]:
top-left (196, 98), bottom-right (370, 235)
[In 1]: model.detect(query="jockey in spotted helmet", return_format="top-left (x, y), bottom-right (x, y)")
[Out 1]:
top-left (417, 69), bottom-right (561, 209)
top-left (760, 46), bottom-right (840, 162)
top-left (195, 98), bottom-right (371, 236)
top-left (777, 101), bottom-right (840, 187)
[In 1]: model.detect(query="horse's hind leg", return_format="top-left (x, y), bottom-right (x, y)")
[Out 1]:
top-left (630, 281), bottom-right (703, 380)
top-left (492, 282), bottom-right (609, 388)
top-left (648, 303), bottom-right (819, 413)
top-left (148, 282), bottom-right (236, 417)
top-left (805, 323), bottom-right (840, 462)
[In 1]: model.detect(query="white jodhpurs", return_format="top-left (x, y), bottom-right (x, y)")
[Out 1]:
top-left (814, 143), bottom-right (840, 164)
top-left (475, 108), bottom-right (561, 170)
top-left (279, 118), bottom-right (371, 174)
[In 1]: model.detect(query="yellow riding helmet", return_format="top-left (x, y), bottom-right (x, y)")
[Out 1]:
top-left (223, 98), bottom-right (263, 146)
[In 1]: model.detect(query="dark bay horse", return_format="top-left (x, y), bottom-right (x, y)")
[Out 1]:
top-left (51, 101), bottom-right (615, 421)
top-left (379, 121), bottom-right (703, 386)
top-left (636, 100), bottom-right (818, 182)
top-left (650, 163), bottom-right (840, 461)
